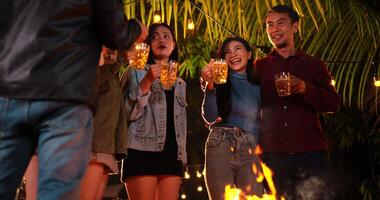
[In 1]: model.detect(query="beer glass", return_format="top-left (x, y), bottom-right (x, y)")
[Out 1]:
top-left (129, 43), bottom-right (150, 70)
top-left (212, 59), bottom-right (228, 84)
top-left (161, 60), bottom-right (178, 89)
top-left (274, 72), bottom-right (291, 97)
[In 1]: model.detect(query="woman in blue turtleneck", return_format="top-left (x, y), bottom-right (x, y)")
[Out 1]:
top-left (201, 37), bottom-right (264, 200)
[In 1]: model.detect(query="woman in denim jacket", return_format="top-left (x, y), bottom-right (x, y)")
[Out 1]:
top-left (201, 37), bottom-right (264, 200)
top-left (122, 23), bottom-right (187, 200)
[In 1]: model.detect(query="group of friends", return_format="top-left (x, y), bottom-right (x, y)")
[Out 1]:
top-left (0, 1), bottom-right (339, 200)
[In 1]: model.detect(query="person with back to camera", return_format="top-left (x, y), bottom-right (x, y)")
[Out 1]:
top-left (0, 1), bottom-right (147, 199)
top-left (253, 5), bottom-right (340, 200)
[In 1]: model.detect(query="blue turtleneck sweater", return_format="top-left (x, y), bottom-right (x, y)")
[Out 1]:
top-left (202, 71), bottom-right (261, 139)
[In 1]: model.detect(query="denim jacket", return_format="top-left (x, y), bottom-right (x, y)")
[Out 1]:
top-left (124, 67), bottom-right (188, 164)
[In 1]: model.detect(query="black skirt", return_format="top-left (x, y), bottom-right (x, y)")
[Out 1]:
top-left (122, 89), bottom-right (183, 180)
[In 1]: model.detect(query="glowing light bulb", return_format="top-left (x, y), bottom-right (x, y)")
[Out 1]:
top-left (197, 186), bottom-right (203, 192)
top-left (374, 77), bottom-right (380, 87)
top-left (196, 170), bottom-right (202, 178)
top-left (184, 171), bottom-right (190, 179)
top-left (187, 20), bottom-right (195, 30)
top-left (181, 194), bottom-right (186, 199)
top-left (153, 11), bottom-right (161, 23)
top-left (331, 79), bottom-right (336, 86)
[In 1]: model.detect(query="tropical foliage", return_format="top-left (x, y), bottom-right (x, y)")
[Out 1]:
top-left (124, 0), bottom-right (380, 199)
top-left (124, 0), bottom-right (380, 117)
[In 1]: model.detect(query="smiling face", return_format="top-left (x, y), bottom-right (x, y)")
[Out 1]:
top-left (266, 11), bottom-right (298, 50)
top-left (223, 40), bottom-right (252, 73)
top-left (150, 25), bottom-right (176, 62)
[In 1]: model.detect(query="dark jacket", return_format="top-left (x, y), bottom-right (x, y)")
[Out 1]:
top-left (0, 0), bottom-right (141, 107)
top-left (92, 64), bottom-right (127, 159)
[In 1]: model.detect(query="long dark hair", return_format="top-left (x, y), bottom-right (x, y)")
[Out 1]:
top-left (145, 23), bottom-right (179, 64)
top-left (215, 36), bottom-right (254, 120)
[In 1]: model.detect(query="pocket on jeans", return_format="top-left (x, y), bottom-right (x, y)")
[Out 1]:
top-left (205, 129), bottom-right (223, 150)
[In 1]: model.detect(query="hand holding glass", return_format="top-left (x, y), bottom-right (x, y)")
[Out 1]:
top-left (275, 72), bottom-right (291, 97)
top-left (129, 43), bottom-right (150, 70)
top-left (212, 59), bottom-right (228, 84)
top-left (161, 60), bottom-right (178, 89)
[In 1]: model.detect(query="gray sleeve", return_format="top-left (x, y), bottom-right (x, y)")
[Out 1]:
top-left (124, 69), bottom-right (150, 121)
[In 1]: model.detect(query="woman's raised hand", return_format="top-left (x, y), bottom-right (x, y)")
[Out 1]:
top-left (201, 59), bottom-right (215, 90)
top-left (145, 63), bottom-right (162, 82)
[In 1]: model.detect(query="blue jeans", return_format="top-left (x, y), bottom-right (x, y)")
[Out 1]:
top-left (0, 97), bottom-right (93, 200)
top-left (204, 126), bottom-right (263, 200)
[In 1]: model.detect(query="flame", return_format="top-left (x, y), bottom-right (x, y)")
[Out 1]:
top-left (261, 162), bottom-right (276, 197)
top-left (225, 185), bottom-right (242, 200)
top-left (224, 146), bottom-right (285, 200)
top-left (255, 146), bottom-right (263, 155)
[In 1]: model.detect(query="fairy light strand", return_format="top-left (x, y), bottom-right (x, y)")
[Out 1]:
top-left (189, 1), bottom-right (272, 54)
top-left (122, 0), bottom-right (379, 64)
top-left (189, 1), bottom-right (379, 62)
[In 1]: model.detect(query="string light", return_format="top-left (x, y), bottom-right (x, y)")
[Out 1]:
top-left (374, 77), bottom-right (380, 87)
top-left (181, 164), bottom-right (207, 198)
top-left (128, 0), bottom-right (379, 64)
top-left (184, 170), bottom-right (191, 179)
top-left (331, 79), bottom-right (336, 86)
top-left (196, 170), bottom-right (202, 178)
top-left (153, 10), bottom-right (161, 23)
top-left (187, 19), bottom-right (195, 30)
top-left (331, 76), bottom-right (336, 86)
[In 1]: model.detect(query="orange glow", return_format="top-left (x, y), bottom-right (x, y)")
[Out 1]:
top-left (252, 164), bottom-right (258, 174)
top-left (256, 172), bottom-right (264, 183)
top-left (261, 162), bottom-right (276, 196)
top-left (225, 185), bottom-right (242, 200)
top-left (255, 146), bottom-right (263, 155)
top-left (224, 145), bottom-right (285, 200)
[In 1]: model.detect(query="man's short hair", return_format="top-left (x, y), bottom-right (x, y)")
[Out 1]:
top-left (266, 5), bottom-right (299, 23)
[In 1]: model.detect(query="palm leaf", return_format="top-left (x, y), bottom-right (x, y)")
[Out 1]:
top-left (122, 0), bottom-right (380, 125)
